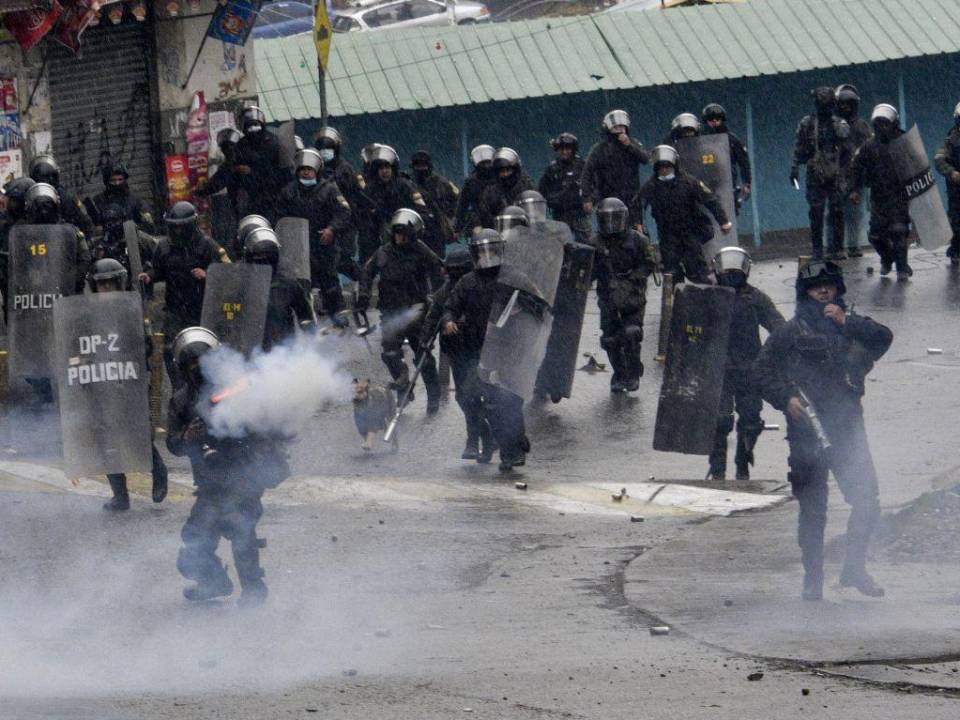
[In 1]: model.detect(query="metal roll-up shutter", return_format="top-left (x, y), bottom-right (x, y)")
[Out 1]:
top-left (48, 21), bottom-right (155, 209)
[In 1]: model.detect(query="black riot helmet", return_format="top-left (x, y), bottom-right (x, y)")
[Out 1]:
top-left (29, 154), bottom-right (60, 186)
top-left (25, 182), bottom-right (60, 223)
top-left (495, 205), bottom-right (528, 233)
top-left (551, 132), bottom-right (579, 153)
top-left (812, 86), bottom-right (836, 116)
top-left (469, 228), bottom-right (505, 270)
top-left (243, 227), bottom-right (281, 269)
top-left (517, 190), bottom-right (547, 223)
top-left (596, 197), bottom-right (629, 236)
top-left (390, 208), bottom-right (424, 243)
top-left (411, 150), bottom-right (433, 171)
top-left (701, 103), bottom-right (727, 124)
top-left (87, 258), bottom-right (128, 293)
top-left (165, 201), bottom-right (199, 247)
top-left (3, 177), bottom-right (36, 221)
top-left (796, 258), bottom-right (846, 298)
top-left (835, 84), bottom-right (861, 121)
top-left (240, 105), bottom-right (267, 133)
top-left (172, 326), bottom-right (220, 388)
top-left (713, 246), bottom-right (751, 287)
top-left (102, 160), bottom-right (129, 188)
top-left (443, 244), bottom-right (473, 280)
top-left (671, 112), bottom-right (701, 138)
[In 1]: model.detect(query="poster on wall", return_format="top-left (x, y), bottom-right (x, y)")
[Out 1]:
top-left (207, 0), bottom-right (261, 46)
top-left (0, 77), bottom-right (22, 152)
top-left (55, 0), bottom-right (99, 53)
top-left (186, 91), bottom-right (210, 224)
top-left (0, 149), bottom-right (22, 187)
top-left (165, 155), bottom-right (191, 205)
top-left (207, 109), bottom-right (236, 161)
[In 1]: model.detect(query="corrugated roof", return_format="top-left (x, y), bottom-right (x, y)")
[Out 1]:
top-left (257, 0), bottom-right (960, 122)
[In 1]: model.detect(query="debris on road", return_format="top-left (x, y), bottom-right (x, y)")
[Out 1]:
top-left (515, 482), bottom-right (528, 491)
top-left (630, 515), bottom-right (645, 523)
top-left (342, 669), bottom-right (358, 677)
top-left (747, 672), bottom-right (764, 681)
top-left (928, 348), bottom-right (944, 354)
top-left (649, 626), bottom-right (670, 636)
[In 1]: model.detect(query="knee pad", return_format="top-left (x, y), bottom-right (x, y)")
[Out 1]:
top-left (623, 325), bottom-right (643, 344)
top-left (600, 334), bottom-right (621, 352)
top-left (717, 413), bottom-right (735, 435)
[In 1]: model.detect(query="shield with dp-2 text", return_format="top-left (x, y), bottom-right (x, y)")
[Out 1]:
top-left (53, 292), bottom-right (152, 477)
top-left (201, 262), bottom-right (272, 354)
top-left (7, 224), bottom-right (78, 378)
top-left (653, 283), bottom-right (734, 455)
top-left (479, 223), bottom-right (565, 401)
top-left (675, 133), bottom-right (737, 262)
top-left (889, 125), bottom-right (951, 251)
top-left (274, 216), bottom-right (311, 282)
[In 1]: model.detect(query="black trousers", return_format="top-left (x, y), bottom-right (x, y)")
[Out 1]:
top-left (709, 369), bottom-right (764, 473)
top-left (806, 177), bottom-right (845, 257)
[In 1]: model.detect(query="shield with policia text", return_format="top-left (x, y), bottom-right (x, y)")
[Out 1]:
top-left (53, 292), bottom-right (152, 477)
top-left (534, 221), bottom-right (595, 402)
top-left (675, 133), bottom-right (737, 261)
top-left (889, 125), bottom-right (951, 251)
top-left (7, 224), bottom-right (78, 378)
top-left (274, 216), bottom-right (311, 282)
top-left (200, 262), bottom-right (272, 354)
top-left (479, 223), bottom-right (565, 401)
top-left (653, 283), bottom-right (735, 455)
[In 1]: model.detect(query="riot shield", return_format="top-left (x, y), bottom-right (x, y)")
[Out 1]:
top-left (122, 220), bottom-right (144, 280)
top-left (200, 263), bottom-right (272, 354)
top-left (653, 283), bottom-right (734, 455)
top-left (842, 188), bottom-right (869, 251)
top-left (275, 121), bottom-right (297, 171)
top-left (274, 216), bottom-right (311, 282)
top-left (479, 223), bottom-right (565, 401)
top-left (890, 126), bottom-right (951, 251)
top-left (675, 134), bottom-right (737, 261)
top-left (7, 224), bottom-right (78, 378)
top-left (535, 228), bottom-right (595, 402)
top-left (53, 292), bottom-right (152, 476)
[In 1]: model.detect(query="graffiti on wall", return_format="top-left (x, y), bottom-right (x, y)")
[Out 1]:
top-left (217, 50), bottom-right (249, 100)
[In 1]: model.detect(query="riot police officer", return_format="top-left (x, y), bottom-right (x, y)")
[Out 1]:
top-left (25, 182), bottom-right (91, 293)
top-left (538, 133), bottom-right (590, 243)
top-left (365, 145), bottom-right (431, 246)
top-left (0, 177), bottom-right (35, 320)
top-left (848, 104), bottom-right (913, 280)
top-left (357, 208), bottom-right (443, 411)
top-left (87, 258), bottom-right (169, 511)
top-left (139, 201), bottom-right (223, 387)
top-left (494, 205), bottom-right (528, 233)
top-left (197, 128), bottom-right (243, 248)
top-left (168, 327), bottom-right (288, 607)
top-left (593, 197), bottom-right (658, 392)
top-left (756, 260), bottom-right (891, 601)
top-left (28, 154), bottom-right (94, 241)
top-left (835, 85), bottom-right (872, 257)
top-left (441, 230), bottom-right (528, 471)
top-left (581, 109), bottom-right (651, 211)
top-left (516, 190), bottom-right (547, 224)
top-left (631, 145), bottom-right (732, 284)
top-left (277, 148), bottom-right (353, 319)
top-left (89, 204), bottom-right (155, 289)
top-left (663, 112), bottom-right (701, 146)
top-left (234, 106), bottom-right (289, 220)
top-left (701, 103), bottom-right (753, 214)
top-left (934, 101), bottom-right (960, 266)
top-left (454, 144), bottom-right (497, 237)
top-left (410, 150), bottom-right (460, 257)
top-left (707, 247), bottom-right (784, 481)
top-left (791, 87), bottom-right (853, 260)
top-left (88, 160), bottom-right (154, 232)
top-left (478, 147), bottom-right (534, 229)
top-left (315, 126), bottom-right (368, 266)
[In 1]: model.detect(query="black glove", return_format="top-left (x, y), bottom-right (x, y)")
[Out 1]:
top-left (354, 294), bottom-right (370, 312)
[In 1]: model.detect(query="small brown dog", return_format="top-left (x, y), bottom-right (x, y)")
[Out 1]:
top-left (352, 378), bottom-right (398, 451)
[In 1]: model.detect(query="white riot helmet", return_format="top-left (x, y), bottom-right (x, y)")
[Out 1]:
top-left (470, 229), bottom-right (505, 270)
top-left (517, 190), bottom-right (547, 222)
top-left (369, 144), bottom-right (399, 167)
top-left (390, 208), bottom-right (424, 241)
top-left (495, 206), bottom-right (528, 233)
top-left (470, 144), bottom-right (495, 166)
top-left (172, 326), bottom-right (220, 386)
top-left (295, 148), bottom-right (324, 174)
top-left (602, 109), bottom-right (630, 132)
top-left (596, 197), bottom-right (629, 236)
top-left (870, 103), bottom-right (900, 126)
top-left (237, 214), bottom-right (272, 245)
top-left (713, 246), bottom-right (752, 286)
top-left (671, 112), bottom-right (701, 136)
top-left (651, 145), bottom-right (680, 168)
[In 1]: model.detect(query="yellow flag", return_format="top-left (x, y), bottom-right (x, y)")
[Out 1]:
top-left (314, 0), bottom-right (333, 73)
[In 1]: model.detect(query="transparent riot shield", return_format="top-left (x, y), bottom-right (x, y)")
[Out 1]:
top-left (890, 126), bottom-right (951, 251)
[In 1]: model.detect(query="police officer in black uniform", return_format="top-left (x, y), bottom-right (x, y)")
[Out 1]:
top-left (663, 112), bottom-right (700, 146)
top-left (315, 126), bottom-right (369, 268)
top-left (88, 160), bottom-right (154, 232)
top-left (139, 201), bottom-right (223, 387)
top-left (934, 101), bottom-right (960, 266)
top-left (365, 145), bottom-right (431, 246)
top-left (791, 87), bottom-right (853, 260)
top-left (538, 133), bottom-right (590, 243)
top-left (277, 148), bottom-right (353, 319)
top-left (593, 197), bottom-right (658, 393)
top-left (0, 177), bottom-right (35, 320)
top-left (848, 104), bottom-right (913, 280)
top-left (756, 260), bottom-right (891, 601)
top-left (631, 145), bottom-right (732, 284)
top-left (701, 103), bottom-right (753, 215)
top-left (454, 144), bottom-right (497, 238)
top-left (357, 208), bottom-right (443, 412)
top-left (477, 147), bottom-right (534, 229)
top-left (707, 247), bottom-right (784, 482)
top-left (25, 182), bottom-right (91, 293)
top-left (197, 128), bottom-right (243, 249)
top-left (89, 205), bottom-right (155, 290)
top-left (234, 106), bottom-right (289, 220)
top-left (410, 150), bottom-right (460, 257)
top-left (581, 109), bottom-right (651, 212)
top-left (29, 154), bottom-right (95, 241)
top-left (835, 85), bottom-right (872, 257)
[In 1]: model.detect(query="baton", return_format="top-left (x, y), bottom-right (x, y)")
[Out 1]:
top-left (383, 317), bottom-right (443, 444)
top-left (796, 389), bottom-right (832, 453)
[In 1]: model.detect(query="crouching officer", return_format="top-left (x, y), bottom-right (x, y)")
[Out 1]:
top-left (88, 259), bottom-right (169, 511)
top-left (707, 247), bottom-right (784, 481)
top-left (593, 197), bottom-right (658, 392)
top-left (357, 208), bottom-right (444, 411)
top-left (756, 260), bottom-right (892, 601)
top-left (168, 327), bottom-right (289, 607)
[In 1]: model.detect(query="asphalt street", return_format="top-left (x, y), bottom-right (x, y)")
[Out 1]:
top-left (1, 246), bottom-right (960, 718)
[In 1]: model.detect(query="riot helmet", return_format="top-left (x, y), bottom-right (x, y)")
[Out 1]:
top-left (390, 208), bottom-right (424, 244)
top-left (165, 201), bottom-right (199, 247)
top-left (172, 326), bottom-right (220, 388)
top-left (552, 132), bottom-right (579, 154)
top-left (87, 258), bottom-right (128, 293)
top-left (495, 205), bottom-right (528, 233)
top-left (360, 143), bottom-right (382, 167)
top-left (602, 109), bottom-right (630, 133)
top-left (469, 228), bottom-right (505, 270)
top-left (470, 144), bottom-right (495, 167)
top-left (411, 150), bottom-right (433, 183)
top-left (796, 258), bottom-right (846, 298)
top-left (651, 145), bottom-right (680, 169)
top-left (835, 84), bottom-right (861, 120)
top-left (29, 154), bottom-right (60, 186)
top-left (870, 103), bottom-right (900, 127)
top-left (240, 105), bottom-right (266, 133)
top-left (596, 197), bottom-right (629, 236)
top-left (101, 203), bottom-right (125, 239)
top-left (294, 135), bottom-right (305, 151)
top-left (812, 86), bottom-right (836, 116)
top-left (237, 214), bottom-right (272, 247)
top-left (295, 148), bottom-right (324, 178)
top-left (517, 190), bottom-right (547, 222)
top-left (243, 227), bottom-right (281, 269)
top-left (369, 144), bottom-right (399, 167)
top-left (315, 126), bottom-right (343, 151)
top-left (701, 103), bottom-right (727, 124)
top-left (3, 177), bottom-right (36, 221)
top-left (671, 113), bottom-right (701, 138)
top-left (25, 182), bottom-right (60, 223)
top-left (443, 244), bottom-right (473, 280)
top-left (492, 147), bottom-right (521, 171)
top-left (713, 246), bottom-right (751, 287)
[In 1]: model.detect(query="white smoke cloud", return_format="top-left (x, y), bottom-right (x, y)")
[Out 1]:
top-left (200, 330), bottom-right (353, 439)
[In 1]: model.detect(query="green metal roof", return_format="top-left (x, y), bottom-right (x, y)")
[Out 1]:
top-left (257, 0), bottom-right (960, 121)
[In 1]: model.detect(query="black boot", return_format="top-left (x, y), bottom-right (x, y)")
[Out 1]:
top-left (839, 567), bottom-right (885, 597)
top-left (104, 474), bottom-right (130, 512)
top-left (734, 433), bottom-right (757, 481)
top-left (151, 448), bottom-right (168, 504)
top-left (461, 436), bottom-right (479, 460)
top-left (477, 421), bottom-right (497, 464)
top-left (184, 572), bottom-right (234, 601)
top-left (425, 381), bottom-right (441, 415)
top-left (707, 436), bottom-right (727, 481)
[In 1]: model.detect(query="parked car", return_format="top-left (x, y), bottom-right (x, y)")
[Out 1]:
top-left (253, 0), bottom-right (316, 39)
top-left (332, 0), bottom-right (490, 32)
